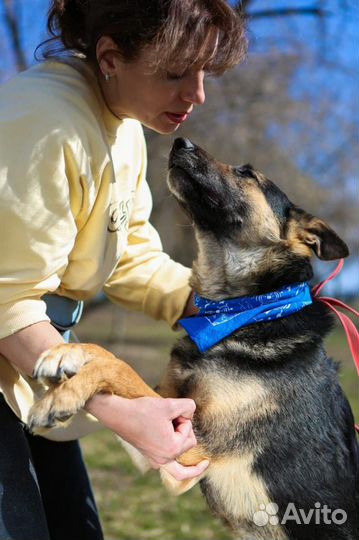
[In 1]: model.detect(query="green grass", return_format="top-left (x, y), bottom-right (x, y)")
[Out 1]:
top-left (75, 303), bottom-right (358, 540)
top-left (82, 430), bottom-right (230, 540)
top-left (325, 328), bottom-right (358, 424)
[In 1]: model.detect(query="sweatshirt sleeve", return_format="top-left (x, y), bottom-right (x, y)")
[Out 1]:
top-left (0, 112), bottom-right (78, 339)
top-left (103, 135), bottom-right (192, 328)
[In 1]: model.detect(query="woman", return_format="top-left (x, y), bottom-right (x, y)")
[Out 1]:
top-left (0, 1), bottom-right (246, 539)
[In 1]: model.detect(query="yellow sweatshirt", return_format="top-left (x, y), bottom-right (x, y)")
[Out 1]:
top-left (0, 59), bottom-right (191, 440)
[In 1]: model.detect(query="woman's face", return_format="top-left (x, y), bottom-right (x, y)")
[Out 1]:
top-left (97, 40), bottom-right (209, 134)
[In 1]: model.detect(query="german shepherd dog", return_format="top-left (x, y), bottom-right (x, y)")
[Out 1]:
top-left (29, 138), bottom-right (359, 540)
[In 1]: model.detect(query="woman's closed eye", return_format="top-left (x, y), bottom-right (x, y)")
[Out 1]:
top-left (166, 70), bottom-right (187, 81)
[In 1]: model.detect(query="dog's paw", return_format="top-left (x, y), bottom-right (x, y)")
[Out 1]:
top-left (33, 343), bottom-right (91, 386)
top-left (160, 465), bottom-right (208, 496)
top-left (28, 383), bottom-right (86, 432)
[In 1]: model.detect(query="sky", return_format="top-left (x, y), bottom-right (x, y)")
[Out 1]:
top-left (246, 1), bottom-right (358, 180)
top-left (238, 0), bottom-right (358, 295)
top-left (0, 0), bottom-right (358, 295)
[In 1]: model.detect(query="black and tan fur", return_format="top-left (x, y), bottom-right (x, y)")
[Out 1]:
top-left (29, 138), bottom-right (359, 540)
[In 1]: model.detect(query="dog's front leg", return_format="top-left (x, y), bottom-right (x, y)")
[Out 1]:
top-left (33, 343), bottom-right (105, 385)
top-left (159, 446), bottom-right (211, 495)
top-left (116, 435), bottom-right (211, 494)
top-left (29, 343), bottom-right (159, 432)
top-left (29, 343), bottom-right (211, 494)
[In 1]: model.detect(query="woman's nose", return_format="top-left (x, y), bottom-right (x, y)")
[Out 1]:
top-left (181, 71), bottom-right (206, 106)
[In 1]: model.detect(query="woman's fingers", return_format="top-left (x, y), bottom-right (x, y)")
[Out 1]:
top-left (173, 417), bottom-right (193, 437)
top-left (173, 418), bottom-right (196, 452)
top-left (167, 398), bottom-right (196, 420)
top-left (89, 395), bottom-right (201, 466)
top-left (162, 459), bottom-right (210, 481)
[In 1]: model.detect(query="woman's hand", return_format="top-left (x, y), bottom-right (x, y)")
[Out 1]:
top-left (181, 290), bottom-right (199, 318)
top-left (86, 394), bottom-right (209, 480)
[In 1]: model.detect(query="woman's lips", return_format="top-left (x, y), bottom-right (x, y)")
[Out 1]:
top-left (165, 112), bottom-right (189, 124)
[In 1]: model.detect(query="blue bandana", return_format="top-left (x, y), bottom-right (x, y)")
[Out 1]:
top-left (179, 282), bottom-right (313, 353)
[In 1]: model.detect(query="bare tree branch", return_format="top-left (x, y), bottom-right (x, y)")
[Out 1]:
top-left (3, 0), bottom-right (27, 72)
top-left (235, 1), bottom-right (325, 19)
top-left (236, 0), bottom-right (252, 15)
top-left (247, 8), bottom-right (325, 19)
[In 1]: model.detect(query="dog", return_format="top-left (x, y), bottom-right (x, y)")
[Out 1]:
top-left (29, 138), bottom-right (359, 540)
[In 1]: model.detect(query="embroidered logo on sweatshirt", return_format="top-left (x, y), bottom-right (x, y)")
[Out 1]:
top-left (108, 200), bottom-right (131, 233)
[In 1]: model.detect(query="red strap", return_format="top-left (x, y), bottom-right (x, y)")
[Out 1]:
top-left (311, 258), bottom-right (344, 296)
top-left (312, 259), bottom-right (359, 434)
top-left (317, 298), bottom-right (359, 378)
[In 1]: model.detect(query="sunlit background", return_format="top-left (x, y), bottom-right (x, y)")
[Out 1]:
top-left (1, 0), bottom-right (357, 294)
top-left (0, 2), bottom-right (358, 538)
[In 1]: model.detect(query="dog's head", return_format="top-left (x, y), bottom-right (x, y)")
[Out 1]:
top-left (168, 138), bottom-right (349, 297)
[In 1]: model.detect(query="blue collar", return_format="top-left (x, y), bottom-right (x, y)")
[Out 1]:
top-left (179, 282), bottom-right (313, 353)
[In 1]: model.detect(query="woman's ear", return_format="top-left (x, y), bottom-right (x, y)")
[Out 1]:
top-left (289, 208), bottom-right (349, 260)
top-left (96, 36), bottom-right (121, 78)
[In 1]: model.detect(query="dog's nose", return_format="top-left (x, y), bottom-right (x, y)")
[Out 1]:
top-left (173, 138), bottom-right (195, 151)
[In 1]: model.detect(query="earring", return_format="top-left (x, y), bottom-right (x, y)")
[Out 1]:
top-left (105, 73), bottom-right (110, 82)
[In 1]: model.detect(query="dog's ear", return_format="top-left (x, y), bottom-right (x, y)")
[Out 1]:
top-left (289, 208), bottom-right (349, 260)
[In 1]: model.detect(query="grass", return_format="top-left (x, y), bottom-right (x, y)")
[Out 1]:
top-left (75, 302), bottom-right (358, 540)
top-left (325, 329), bottom-right (359, 422)
top-left (81, 428), bottom-right (229, 540)
top-left (82, 430), bottom-right (230, 540)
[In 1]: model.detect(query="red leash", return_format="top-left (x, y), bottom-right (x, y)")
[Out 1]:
top-left (312, 259), bottom-right (359, 434)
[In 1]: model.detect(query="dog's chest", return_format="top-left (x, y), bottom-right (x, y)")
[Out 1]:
top-left (162, 351), bottom-right (279, 434)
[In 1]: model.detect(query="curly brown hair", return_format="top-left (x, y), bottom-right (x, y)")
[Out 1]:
top-left (37, 0), bottom-right (247, 75)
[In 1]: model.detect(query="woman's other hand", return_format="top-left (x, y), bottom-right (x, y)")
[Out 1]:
top-left (86, 394), bottom-right (209, 480)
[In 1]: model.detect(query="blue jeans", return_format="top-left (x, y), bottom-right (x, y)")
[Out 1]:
top-left (0, 295), bottom-right (103, 539)
top-left (0, 394), bottom-right (103, 540)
